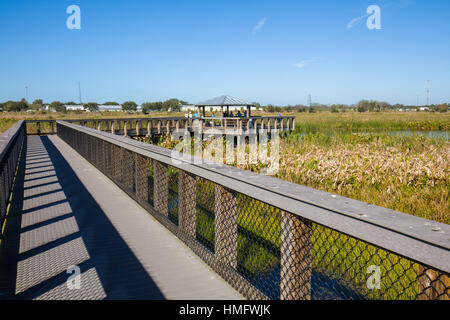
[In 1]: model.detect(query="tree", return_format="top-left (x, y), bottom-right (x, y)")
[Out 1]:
top-left (436, 104), bottom-right (448, 113)
top-left (30, 99), bottom-right (44, 110)
top-left (103, 101), bottom-right (119, 105)
top-left (83, 102), bottom-right (99, 112)
top-left (357, 100), bottom-right (370, 112)
top-left (65, 101), bottom-right (77, 105)
top-left (141, 102), bottom-right (163, 114)
top-left (122, 101), bottom-right (137, 111)
top-left (162, 98), bottom-right (180, 111)
top-left (3, 101), bottom-right (28, 112)
top-left (49, 101), bottom-right (66, 112)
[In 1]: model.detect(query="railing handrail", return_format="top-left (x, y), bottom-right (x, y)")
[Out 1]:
top-left (0, 120), bottom-right (25, 164)
top-left (25, 115), bottom-right (295, 123)
top-left (56, 120), bottom-right (450, 273)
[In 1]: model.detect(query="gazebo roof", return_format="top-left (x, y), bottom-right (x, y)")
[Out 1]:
top-left (195, 95), bottom-right (253, 107)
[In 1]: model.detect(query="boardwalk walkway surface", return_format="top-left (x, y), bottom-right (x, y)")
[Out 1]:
top-left (0, 135), bottom-right (242, 300)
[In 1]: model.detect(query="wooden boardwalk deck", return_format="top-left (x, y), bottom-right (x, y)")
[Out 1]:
top-left (0, 135), bottom-right (243, 300)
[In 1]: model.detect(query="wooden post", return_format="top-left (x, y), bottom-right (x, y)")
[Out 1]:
top-left (124, 121), bottom-right (128, 137)
top-left (147, 120), bottom-right (153, 137)
top-left (135, 154), bottom-right (149, 201)
top-left (178, 171), bottom-right (197, 238)
top-left (280, 211), bottom-right (312, 300)
top-left (50, 122), bottom-right (55, 134)
top-left (157, 121), bottom-right (161, 134)
top-left (287, 118), bottom-right (290, 131)
top-left (176, 120), bottom-right (180, 131)
top-left (97, 121), bottom-right (102, 131)
top-left (166, 120), bottom-right (170, 134)
top-left (292, 117), bottom-right (295, 131)
top-left (37, 122), bottom-right (41, 135)
top-left (154, 161), bottom-right (168, 216)
top-left (418, 266), bottom-right (450, 300)
top-left (214, 185), bottom-right (238, 268)
top-left (111, 121), bottom-right (115, 134)
top-left (136, 121), bottom-right (141, 136)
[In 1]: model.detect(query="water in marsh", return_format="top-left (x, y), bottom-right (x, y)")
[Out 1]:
top-left (293, 130), bottom-right (449, 140)
top-left (385, 130), bottom-right (449, 140)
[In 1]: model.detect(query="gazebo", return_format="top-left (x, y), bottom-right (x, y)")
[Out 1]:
top-left (195, 95), bottom-right (255, 118)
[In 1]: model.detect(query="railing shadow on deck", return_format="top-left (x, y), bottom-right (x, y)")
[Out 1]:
top-left (0, 136), bottom-right (165, 299)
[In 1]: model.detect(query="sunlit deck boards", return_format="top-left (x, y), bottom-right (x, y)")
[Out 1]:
top-left (0, 135), bottom-right (242, 300)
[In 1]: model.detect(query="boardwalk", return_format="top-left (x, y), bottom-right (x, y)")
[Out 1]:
top-left (0, 121), bottom-right (448, 301)
top-left (0, 135), bottom-right (242, 300)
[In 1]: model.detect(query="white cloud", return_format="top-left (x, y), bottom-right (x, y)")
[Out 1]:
top-left (252, 18), bottom-right (267, 34)
top-left (293, 58), bottom-right (317, 69)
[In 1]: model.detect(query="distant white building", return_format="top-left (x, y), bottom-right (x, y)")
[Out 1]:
top-left (65, 105), bottom-right (84, 111)
top-left (99, 105), bottom-right (122, 112)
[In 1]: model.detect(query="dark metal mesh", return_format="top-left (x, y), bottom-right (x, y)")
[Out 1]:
top-left (168, 166), bottom-right (179, 225)
top-left (0, 123), bottom-right (25, 230)
top-left (56, 123), bottom-right (450, 301)
top-left (195, 177), bottom-right (215, 252)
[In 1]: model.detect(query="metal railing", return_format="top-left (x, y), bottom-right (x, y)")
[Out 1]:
top-left (56, 120), bottom-right (450, 300)
top-left (0, 121), bottom-right (25, 231)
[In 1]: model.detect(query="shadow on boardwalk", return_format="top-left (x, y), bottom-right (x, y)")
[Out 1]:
top-left (0, 136), bottom-right (165, 299)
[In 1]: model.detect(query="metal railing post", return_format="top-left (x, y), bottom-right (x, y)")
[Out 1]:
top-left (135, 153), bottom-right (149, 201)
top-left (178, 171), bottom-right (197, 238)
top-left (280, 211), bottom-right (312, 300)
top-left (214, 185), bottom-right (238, 268)
top-left (154, 160), bottom-right (168, 216)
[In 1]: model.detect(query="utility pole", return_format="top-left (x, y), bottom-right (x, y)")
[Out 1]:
top-left (25, 85), bottom-right (28, 102)
top-left (78, 81), bottom-right (82, 104)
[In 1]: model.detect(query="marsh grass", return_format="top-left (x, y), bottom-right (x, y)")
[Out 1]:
top-left (287, 112), bottom-right (450, 133)
top-left (149, 125), bottom-right (448, 299)
top-left (0, 119), bottom-right (16, 133)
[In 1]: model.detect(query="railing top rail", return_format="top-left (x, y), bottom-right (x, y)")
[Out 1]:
top-left (200, 116), bottom-right (295, 120)
top-left (25, 115), bottom-right (296, 123)
top-left (0, 120), bottom-right (24, 164)
top-left (25, 117), bottom-right (186, 123)
top-left (57, 120), bottom-right (450, 273)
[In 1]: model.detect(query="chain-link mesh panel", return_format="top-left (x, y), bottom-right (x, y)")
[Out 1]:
top-left (0, 123), bottom-right (25, 230)
top-left (195, 177), bottom-right (216, 252)
top-left (168, 166), bottom-right (179, 225)
top-left (56, 123), bottom-right (450, 301)
top-left (147, 159), bottom-right (154, 206)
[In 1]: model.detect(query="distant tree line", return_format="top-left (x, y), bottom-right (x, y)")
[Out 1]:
top-left (1, 98), bottom-right (447, 113)
top-left (261, 101), bottom-right (449, 113)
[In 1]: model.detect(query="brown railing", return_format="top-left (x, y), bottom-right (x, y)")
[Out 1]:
top-left (25, 116), bottom-right (295, 136)
top-left (56, 120), bottom-right (450, 300)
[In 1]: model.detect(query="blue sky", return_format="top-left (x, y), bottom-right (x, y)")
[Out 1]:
top-left (0, 0), bottom-right (449, 105)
